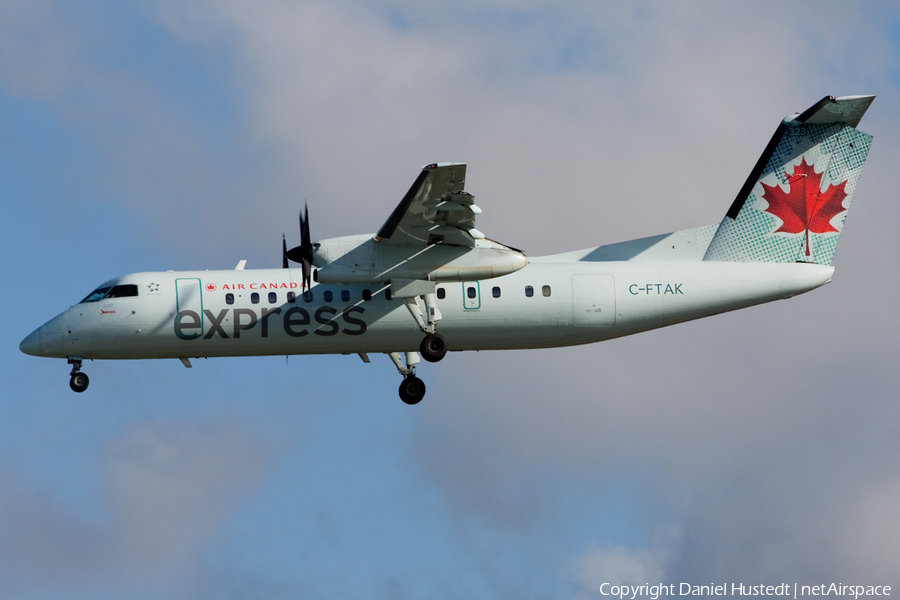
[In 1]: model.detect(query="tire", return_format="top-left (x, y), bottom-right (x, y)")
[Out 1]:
top-left (69, 372), bottom-right (89, 393)
top-left (419, 333), bottom-right (448, 363)
top-left (398, 375), bottom-right (426, 405)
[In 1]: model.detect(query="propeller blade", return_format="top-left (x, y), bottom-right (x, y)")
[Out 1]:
top-left (285, 204), bottom-right (315, 289)
top-left (300, 203), bottom-right (311, 254)
top-left (301, 205), bottom-right (313, 289)
top-left (282, 235), bottom-right (288, 269)
top-left (301, 259), bottom-right (311, 292)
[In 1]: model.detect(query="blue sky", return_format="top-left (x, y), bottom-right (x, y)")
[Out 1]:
top-left (3, 2), bottom-right (900, 599)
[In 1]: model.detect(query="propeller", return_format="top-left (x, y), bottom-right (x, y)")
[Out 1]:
top-left (284, 203), bottom-right (316, 290)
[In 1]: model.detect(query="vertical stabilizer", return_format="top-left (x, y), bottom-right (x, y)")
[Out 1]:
top-left (703, 95), bottom-right (874, 265)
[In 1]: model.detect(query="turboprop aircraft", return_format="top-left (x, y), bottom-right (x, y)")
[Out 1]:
top-left (20, 95), bottom-right (874, 404)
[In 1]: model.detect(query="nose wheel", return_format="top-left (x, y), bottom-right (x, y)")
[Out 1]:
top-left (388, 351), bottom-right (428, 405)
top-left (68, 358), bottom-right (89, 393)
top-left (70, 372), bottom-right (89, 393)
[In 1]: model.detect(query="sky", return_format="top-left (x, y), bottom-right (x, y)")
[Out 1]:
top-left (2, 1), bottom-right (900, 598)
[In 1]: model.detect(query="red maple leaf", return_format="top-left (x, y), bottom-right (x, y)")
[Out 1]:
top-left (761, 157), bottom-right (848, 256)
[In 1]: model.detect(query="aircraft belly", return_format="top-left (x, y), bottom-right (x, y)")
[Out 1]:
top-left (444, 318), bottom-right (570, 350)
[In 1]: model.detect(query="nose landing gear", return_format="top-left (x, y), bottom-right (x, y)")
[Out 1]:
top-left (398, 375), bottom-right (426, 405)
top-left (68, 358), bottom-right (89, 393)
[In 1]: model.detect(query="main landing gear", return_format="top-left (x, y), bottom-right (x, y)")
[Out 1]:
top-left (389, 351), bottom-right (426, 405)
top-left (388, 281), bottom-right (452, 404)
top-left (68, 358), bottom-right (89, 393)
top-left (393, 280), bottom-right (449, 365)
top-left (419, 332), bottom-right (447, 363)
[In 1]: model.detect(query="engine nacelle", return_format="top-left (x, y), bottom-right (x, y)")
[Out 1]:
top-left (312, 234), bottom-right (528, 284)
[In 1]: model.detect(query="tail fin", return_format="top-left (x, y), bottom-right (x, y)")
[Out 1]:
top-left (703, 95), bottom-right (874, 265)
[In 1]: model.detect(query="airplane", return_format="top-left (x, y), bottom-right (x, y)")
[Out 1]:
top-left (20, 95), bottom-right (874, 405)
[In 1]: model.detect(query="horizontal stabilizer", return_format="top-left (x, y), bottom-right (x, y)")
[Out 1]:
top-left (796, 95), bottom-right (874, 128)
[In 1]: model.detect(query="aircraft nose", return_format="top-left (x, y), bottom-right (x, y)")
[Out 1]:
top-left (20, 312), bottom-right (67, 358)
top-left (19, 328), bottom-right (41, 356)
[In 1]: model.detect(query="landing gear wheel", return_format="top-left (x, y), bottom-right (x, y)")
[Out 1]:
top-left (69, 372), bottom-right (89, 393)
top-left (398, 375), bottom-right (426, 405)
top-left (420, 333), bottom-right (447, 363)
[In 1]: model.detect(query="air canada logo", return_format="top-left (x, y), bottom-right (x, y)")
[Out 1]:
top-left (761, 157), bottom-right (848, 256)
top-left (205, 283), bottom-right (217, 292)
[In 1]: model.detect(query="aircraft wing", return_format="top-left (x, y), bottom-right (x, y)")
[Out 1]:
top-left (374, 163), bottom-right (484, 247)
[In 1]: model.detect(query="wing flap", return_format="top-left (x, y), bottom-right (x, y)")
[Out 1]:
top-left (375, 163), bottom-right (479, 247)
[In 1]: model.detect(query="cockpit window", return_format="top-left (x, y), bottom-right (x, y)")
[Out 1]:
top-left (80, 287), bottom-right (112, 303)
top-left (106, 284), bottom-right (139, 298)
top-left (79, 284), bottom-right (139, 303)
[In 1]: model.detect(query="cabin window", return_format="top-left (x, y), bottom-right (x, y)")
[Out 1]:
top-left (79, 287), bottom-right (112, 303)
top-left (341, 289), bottom-right (350, 302)
top-left (268, 291), bottom-right (277, 304)
top-left (287, 291), bottom-right (296, 303)
top-left (492, 286), bottom-right (501, 298)
top-left (107, 284), bottom-right (138, 298)
top-left (362, 289), bottom-right (372, 301)
top-left (225, 293), bottom-right (234, 305)
top-left (542, 285), bottom-right (551, 297)
top-left (323, 290), bottom-right (333, 303)
top-left (467, 286), bottom-right (477, 299)
top-left (525, 285), bottom-right (534, 297)
top-left (437, 287), bottom-right (446, 300)
top-left (251, 292), bottom-right (260, 304)
top-left (303, 290), bottom-right (313, 302)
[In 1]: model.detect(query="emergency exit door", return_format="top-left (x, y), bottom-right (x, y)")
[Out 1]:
top-left (462, 281), bottom-right (481, 310)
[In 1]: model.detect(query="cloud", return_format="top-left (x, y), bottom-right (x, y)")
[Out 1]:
top-left (0, 420), bottom-right (266, 594)
top-left (837, 479), bottom-right (900, 581)
top-left (0, 468), bottom-right (110, 593)
top-left (106, 421), bottom-right (266, 573)
top-left (6, 0), bottom-right (892, 262)
top-left (0, 0), bottom-right (78, 99)
top-left (3, 0), bottom-right (900, 596)
top-left (127, 0), bottom-right (896, 312)
top-left (572, 544), bottom-right (668, 600)
top-left (146, 0), bottom-right (895, 586)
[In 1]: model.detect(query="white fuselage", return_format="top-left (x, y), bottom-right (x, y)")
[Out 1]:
top-left (24, 252), bottom-right (834, 362)
top-left (20, 96), bottom-right (874, 402)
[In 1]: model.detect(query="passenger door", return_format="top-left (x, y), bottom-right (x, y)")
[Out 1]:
top-left (175, 278), bottom-right (204, 339)
top-left (571, 274), bottom-right (616, 326)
